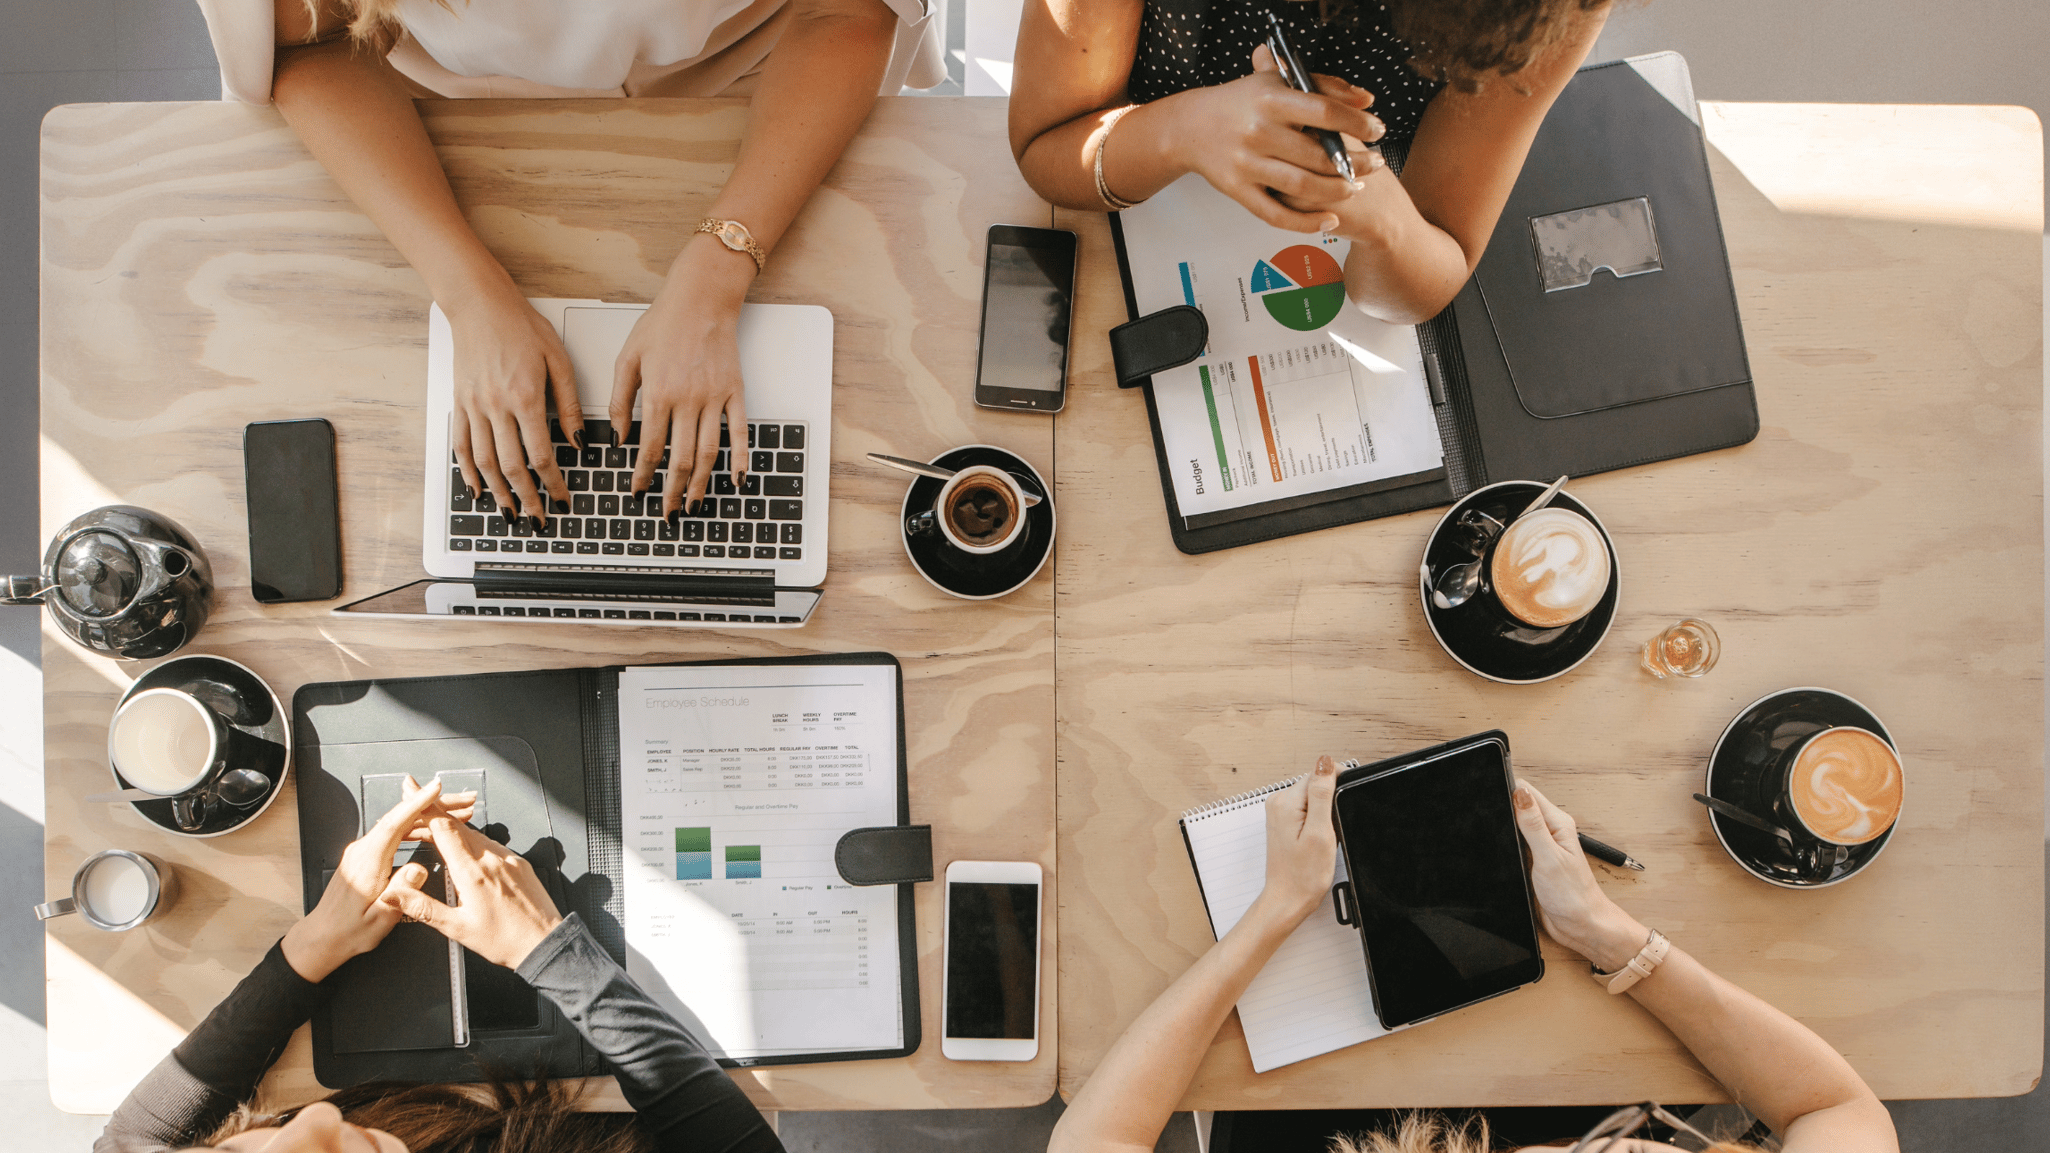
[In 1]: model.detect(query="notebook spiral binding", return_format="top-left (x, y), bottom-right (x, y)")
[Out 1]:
top-left (1179, 760), bottom-right (1364, 824)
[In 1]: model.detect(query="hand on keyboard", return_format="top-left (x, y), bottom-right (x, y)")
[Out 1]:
top-left (448, 292), bottom-right (587, 527)
top-left (609, 271), bottom-right (750, 520)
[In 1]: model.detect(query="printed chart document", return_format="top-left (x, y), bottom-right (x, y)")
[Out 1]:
top-left (617, 664), bottom-right (903, 1059)
top-left (1180, 780), bottom-right (1389, 1072)
top-left (1117, 175), bottom-right (1444, 525)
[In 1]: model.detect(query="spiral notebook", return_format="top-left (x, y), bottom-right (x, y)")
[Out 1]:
top-left (1178, 778), bottom-right (1391, 1072)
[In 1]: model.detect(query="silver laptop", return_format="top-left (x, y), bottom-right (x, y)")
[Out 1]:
top-left (335, 298), bottom-right (831, 628)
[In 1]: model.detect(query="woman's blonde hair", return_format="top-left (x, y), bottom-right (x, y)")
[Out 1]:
top-left (303, 0), bottom-right (446, 49)
top-left (1325, 1109), bottom-right (1770, 1153)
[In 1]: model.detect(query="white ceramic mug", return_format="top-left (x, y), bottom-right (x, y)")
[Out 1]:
top-left (33, 849), bottom-right (176, 931)
top-left (907, 465), bottom-right (1031, 555)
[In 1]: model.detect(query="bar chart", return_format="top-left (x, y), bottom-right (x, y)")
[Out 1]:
top-left (675, 826), bottom-right (712, 880)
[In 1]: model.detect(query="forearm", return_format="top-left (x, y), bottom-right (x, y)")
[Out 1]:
top-left (1624, 944), bottom-right (1888, 1140)
top-left (1052, 897), bottom-right (1299, 1153)
top-left (1014, 94), bottom-right (1198, 212)
top-left (271, 39), bottom-right (515, 310)
top-left (518, 917), bottom-right (783, 1153)
top-left (1337, 174), bottom-right (1471, 325)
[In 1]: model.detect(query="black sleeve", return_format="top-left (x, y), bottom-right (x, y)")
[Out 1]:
top-left (517, 915), bottom-right (785, 1153)
top-left (96, 940), bottom-right (330, 1153)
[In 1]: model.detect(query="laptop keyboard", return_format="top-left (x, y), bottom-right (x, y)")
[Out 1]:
top-left (447, 417), bottom-right (807, 562)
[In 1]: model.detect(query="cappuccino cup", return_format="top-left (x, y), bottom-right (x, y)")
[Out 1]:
top-left (1779, 726), bottom-right (1904, 846)
top-left (1486, 506), bottom-right (1612, 629)
top-left (33, 849), bottom-right (176, 931)
top-left (907, 466), bottom-right (1029, 556)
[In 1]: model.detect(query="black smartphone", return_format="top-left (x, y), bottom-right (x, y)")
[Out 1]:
top-left (243, 418), bottom-right (343, 603)
top-left (973, 225), bottom-right (1077, 413)
top-left (1331, 732), bottom-right (1545, 1029)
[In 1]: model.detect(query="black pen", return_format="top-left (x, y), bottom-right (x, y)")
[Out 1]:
top-left (1578, 832), bottom-right (1645, 872)
top-left (1262, 12), bottom-right (1357, 187)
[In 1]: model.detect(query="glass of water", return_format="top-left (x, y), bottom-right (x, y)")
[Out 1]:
top-left (1641, 618), bottom-right (1719, 679)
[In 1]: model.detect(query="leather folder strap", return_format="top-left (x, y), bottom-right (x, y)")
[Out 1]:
top-left (1110, 304), bottom-right (1209, 388)
top-left (834, 824), bottom-right (933, 885)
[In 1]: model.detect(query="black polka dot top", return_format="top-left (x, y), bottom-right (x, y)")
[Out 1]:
top-left (1128, 0), bottom-right (1445, 148)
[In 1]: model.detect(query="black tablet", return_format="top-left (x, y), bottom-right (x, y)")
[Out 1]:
top-left (1331, 731), bottom-right (1544, 1029)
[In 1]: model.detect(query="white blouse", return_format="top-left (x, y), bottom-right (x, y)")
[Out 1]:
top-left (197, 0), bottom-right (941, 103)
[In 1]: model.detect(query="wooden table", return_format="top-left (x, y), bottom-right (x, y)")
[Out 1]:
top-left (1054, 103), bottom-right (2045, 1107)
top-left (39, 97), bottom-right (1059, 1114)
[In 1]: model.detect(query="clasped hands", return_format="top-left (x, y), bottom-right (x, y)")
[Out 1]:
top-left (281, 775), bottom-right (565, 984)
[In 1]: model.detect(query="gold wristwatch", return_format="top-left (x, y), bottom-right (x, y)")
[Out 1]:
top-left (695, 218), bottom-right (767, 273)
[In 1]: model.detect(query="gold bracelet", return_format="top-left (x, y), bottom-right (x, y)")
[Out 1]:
top-left (1094, 106), bottom-right (1139, 212)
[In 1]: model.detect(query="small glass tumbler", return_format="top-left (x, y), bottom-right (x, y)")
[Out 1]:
top-left (1641, 618), bottom-right (1719, 679)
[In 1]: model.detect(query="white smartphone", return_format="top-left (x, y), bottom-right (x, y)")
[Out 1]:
top-left (941, 859), bottom-right (1043, 1061)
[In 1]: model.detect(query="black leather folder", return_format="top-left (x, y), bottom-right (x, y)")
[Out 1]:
top-left (1108, 52), bottom-right (1757, 553)
top-left (293, 652), bottom-right (927, 1087)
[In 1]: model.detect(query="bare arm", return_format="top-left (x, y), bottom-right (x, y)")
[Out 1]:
top-left (618, 0), bottom-right (898, 519)
top-left (1332, 11), bottom-right (1606, 323)
top-left (1051, 759), bottom-right (1341, 1153)
top-left (1514, 783), bottom-right (1898, 1152)
top-left (270, 0), bottom-right (581, 522)
top-left (1009, 0), bottom-right (1380, 232)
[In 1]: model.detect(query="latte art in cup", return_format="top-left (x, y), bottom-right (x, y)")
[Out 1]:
top-left (1787, 727), bottom-right (1903, 846)
top-left (1488, 507), bottom-right (1611, 629)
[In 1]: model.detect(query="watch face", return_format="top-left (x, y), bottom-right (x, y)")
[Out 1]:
top-left (717, 222), bottom-right (747, 249)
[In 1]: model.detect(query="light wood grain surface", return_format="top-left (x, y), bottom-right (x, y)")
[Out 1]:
top-left (1053, 103), bottom-right (2045, 1107)
top-left (40, 97), bottom-right (1059, 1114)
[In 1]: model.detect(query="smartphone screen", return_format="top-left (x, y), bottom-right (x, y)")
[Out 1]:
top-left (244, 419), bottom-right (342, 603)
top-left (1333, 737), bottom-right (1543, 1028)
top-left (943, 880), bottom-right (1040, 1040)
top-left (973, 225), bottom-right (1076, 413)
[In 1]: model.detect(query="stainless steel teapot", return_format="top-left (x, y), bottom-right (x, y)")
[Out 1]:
top-left (3, 506), bottom-right (213, 660)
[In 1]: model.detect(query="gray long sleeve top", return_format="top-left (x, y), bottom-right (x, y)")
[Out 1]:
top-left (96, 914), bottom-right (784, 1153)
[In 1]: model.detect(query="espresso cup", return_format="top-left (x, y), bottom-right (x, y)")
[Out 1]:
top-left (1777, 726), bottom-right (1904, 846)
top-left (1484, 506), bottom-right (1613, 629)
top-left (33, 849), bottom-right (176, 931)
top-left (906, 466), bottom-right (1029, 556)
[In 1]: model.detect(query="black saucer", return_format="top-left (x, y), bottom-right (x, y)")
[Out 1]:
top-left (1705, 688), bottom-right (1898, 889)
top-left (112, 655), bottom-right (292, 838)
top-left (1418, 481), bottom-right (1620, 683)
top-left (900, 446), bottom-right (1054, 599)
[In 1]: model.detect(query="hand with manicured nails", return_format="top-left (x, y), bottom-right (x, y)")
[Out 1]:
top-left (1170, 47), bottom-right (1386, 234)
top-left (1251, 755), bottom-right (1341, 926)
top-left (447, 291), bottom-right (586, 527)
top-left (615, 240), bottom-right (755, 522)
top-left (281, 776), bottom-right (478, 984)
top-left (382, 813), bottom-right (566, 970)
top-left (1511, 779), bottom-right (1650, 974)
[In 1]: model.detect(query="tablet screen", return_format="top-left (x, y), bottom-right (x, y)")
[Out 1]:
top-left (1333, 736), bottom-right (1543, 1028)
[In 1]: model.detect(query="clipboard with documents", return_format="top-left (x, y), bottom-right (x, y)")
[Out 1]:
top-left (293, 653), bottom-right (927, 1086)
top-left (1108, 52), bottom-right (1758, 554)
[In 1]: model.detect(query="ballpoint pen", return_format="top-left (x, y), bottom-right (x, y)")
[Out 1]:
top-left (1577, 832), bottom-right (1646, 872)
top-left (1262, 11), bottom-right (1357, 187)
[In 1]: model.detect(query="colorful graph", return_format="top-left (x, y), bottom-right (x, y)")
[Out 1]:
top-left (725, 844), bottom-right (762, 879)
top-left (1250, 245), bottom-right (1345, 332)
top-left (675, 826), bottom-right (711, 880)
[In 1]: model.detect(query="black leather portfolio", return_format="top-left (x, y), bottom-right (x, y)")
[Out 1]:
top-left (1108, 52), bottom-right (1757, 553)
top-left (293, 652), bottom-right (926, 1087)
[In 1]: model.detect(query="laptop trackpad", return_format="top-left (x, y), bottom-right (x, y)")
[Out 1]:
top-left (562, 306), bottom-right (646, 410)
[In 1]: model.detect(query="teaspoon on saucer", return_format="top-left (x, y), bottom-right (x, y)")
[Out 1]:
top-left (1691, 792), bottom-right (1797, 844)
top-left (867, 454), bottom-right (1042, 506)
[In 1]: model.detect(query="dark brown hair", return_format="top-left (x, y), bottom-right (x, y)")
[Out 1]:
top-left (1328, 0), bottom-right (1611, 91)
top-left (207, 1076), bottom-right (654, 1153)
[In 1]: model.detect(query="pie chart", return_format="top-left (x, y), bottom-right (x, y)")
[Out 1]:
top-left (1250, 245), bottom-right (1345, 332)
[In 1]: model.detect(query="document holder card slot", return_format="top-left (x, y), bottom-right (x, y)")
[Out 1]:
top-left (1472, 61), bottom-right (1748, 419)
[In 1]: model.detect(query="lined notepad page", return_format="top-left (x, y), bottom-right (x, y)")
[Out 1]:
top-left (1181, 782), bottom-right (1389, 1072)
